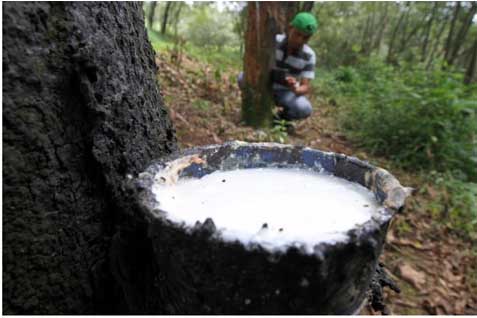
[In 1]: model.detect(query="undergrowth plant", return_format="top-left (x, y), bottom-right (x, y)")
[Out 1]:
top-left (321, 59), bottom-right (477, 182)
top-left (426, 171), bottom-right (477, 240)
top-left (269, 119), bottom-right (289, 144)
top-left (317, 58), bottom-right (477, 239)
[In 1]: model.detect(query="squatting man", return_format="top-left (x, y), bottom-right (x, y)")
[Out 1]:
top-left (239, 12), bottom-right (318, 126)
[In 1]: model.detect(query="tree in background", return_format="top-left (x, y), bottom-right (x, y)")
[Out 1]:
top-left (445, 2), bottom-right (477, 67)
top-left (172, 1), bottom-right (185, 36)
top-left (310, 1), bottom-right (477, 82)
top-left (182, 4), bottom-right (239, 51)
top-left (241, 2), bottom-right (286, 127)
top-left (464, 33), bottom-right (477, 84)
top-left (161, 1), bottom-right (173, 34)
top-left (145, 1), bottom-right (187, 37)
top-left (148, 1), bottom-right (157, 30)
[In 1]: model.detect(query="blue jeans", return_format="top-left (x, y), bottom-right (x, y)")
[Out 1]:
top-left (237, 72), bottom-right (312, 121)
top-left (273, 90), bottom-right (312, 120)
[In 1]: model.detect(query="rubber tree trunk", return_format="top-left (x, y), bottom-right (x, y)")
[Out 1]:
top-left (284, 1), bottom-right (299, 29)
top-left (241, 2), bottom-right (284, 128)
top-left (301, 1), bottom-right (315, 12)
top-left (3, 2), bottom-right (177, 314)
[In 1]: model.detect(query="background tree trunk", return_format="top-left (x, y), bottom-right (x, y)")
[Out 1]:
top-left (284, 1), bottom-right (300, 33)
top-left (361, 13), bottom-right (372, 53)
top-left (420, 2), bottom-right (439, 62)
top-left (372, 2), bottom-right (389, 53)
top-left (425, 14), bottom-right (448, 70)
top-left (148, 1), bottom-right (157, 30)
top-left (161, 1), bottom-right (173, 35)
top-left (447, 2), bottom-right (477, 66)
top-left (172, 2), bottom-right (185, 36)
top-left (443, 1), bottom-right (461, 65)
top-left (301, 1), bottom-right (315, 13)
top-left (387, 3), bottom-right (406, 64)
top-left (464, 34), bottom-right (477, 84)
top-left (397, 4), bottom-right (412, 54)
top-left (3, 2), bottom-right (177, 314)
top-left (241, 2), bottom-right (285, 128)
top-left (366, 3), bottom-right (379, 56)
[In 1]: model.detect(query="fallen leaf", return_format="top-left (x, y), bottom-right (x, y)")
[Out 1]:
top-left (422, 299), bottom-right (436, 314)
top-left (211, 132), bottom-right (222, 144)
top-left (397, 263), bottom-right (426, 289)
top-left (437, 299), bottom-right (453, 314)
top-left (388, 236), bottom-right (433, 251)
top-left (454, 299), bottom-right (467, 314)
top-left (436, 305), bottom-right (446, 315)
top-left (393, 299), bottom-right (419, 308)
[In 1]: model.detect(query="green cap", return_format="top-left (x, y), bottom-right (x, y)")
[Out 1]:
top-left (291, 12), bottom-right (318, 35)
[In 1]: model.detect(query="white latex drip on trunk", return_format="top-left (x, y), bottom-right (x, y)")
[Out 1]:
top-left (152, 168), bottom-right (379, 253)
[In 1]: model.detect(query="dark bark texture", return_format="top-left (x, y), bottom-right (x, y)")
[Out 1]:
top-left (3, 2), bottom-right (177, 314)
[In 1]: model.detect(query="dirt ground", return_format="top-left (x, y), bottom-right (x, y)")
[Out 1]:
top-left (156, 51), bottom-right (477, 315)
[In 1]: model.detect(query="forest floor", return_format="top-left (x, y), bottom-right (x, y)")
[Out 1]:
top-left (155, 51), bottom-right (477, 315)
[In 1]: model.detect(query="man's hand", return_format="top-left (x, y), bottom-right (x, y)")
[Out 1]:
top-left (285, 77), bottom-right (310, 95)
top-left (285, 76), bottom-right (297, 89)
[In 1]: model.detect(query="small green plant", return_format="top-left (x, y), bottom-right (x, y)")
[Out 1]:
top-left (268, 119), bottom-right (289, 144)
top-left (395, 218), bottom-right (413, 236)
top-left (430, 171), bottom-right (477, 240)
top-left (193, 99), bottom-right (210, 111)
top-left (335, 66), bottom-right (358, 83)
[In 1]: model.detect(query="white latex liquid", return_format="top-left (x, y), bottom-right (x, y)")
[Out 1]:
top-left (152, 168), bottom-right (378, 253)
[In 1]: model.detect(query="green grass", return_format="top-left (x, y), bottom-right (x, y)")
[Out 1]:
top-left (315, 59), bottom-right (477, 181)
top-left (147, 30), bottom-right (175, 52)
top-left (147, 30), bottom-right (242, 70)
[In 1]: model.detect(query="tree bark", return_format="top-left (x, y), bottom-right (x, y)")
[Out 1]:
top-left (148, 1), bottom-right (157, 30)
top-left (464, 34), bottom-right (477, 84)
top-left (241, 2), bottom-right (285, 128)
top-left (161, 1), bottom-right (173, 35)
top-left (301, 1), bottom-right (315, 12)
top-left (3, 2), bottom-right (177, 314)
top-left (281, 1), bottom-right (299, 33)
